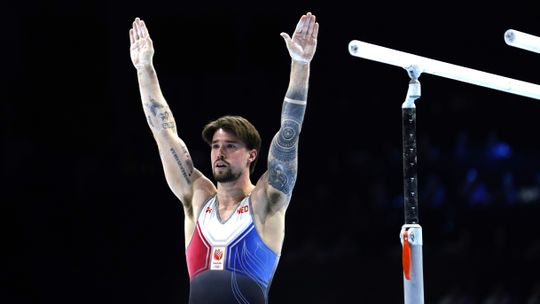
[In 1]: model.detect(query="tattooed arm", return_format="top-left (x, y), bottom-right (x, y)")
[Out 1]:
top-left (266, 12), bottom-right (319, 207)
top-left (250, 13), bottom-right (318, 253)
top-left (129, 18), bottom-right (215, 219)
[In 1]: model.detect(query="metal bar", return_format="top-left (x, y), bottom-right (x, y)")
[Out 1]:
top-left (504, 29), bottom-right (540, 54)
top-left (348, 40), bottom-right (540, 100)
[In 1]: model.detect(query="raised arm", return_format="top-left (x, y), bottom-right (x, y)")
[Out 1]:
top-left (129, 18), bottom-right (215, 218)
top-left (263, 12), bottom-right (319, 209)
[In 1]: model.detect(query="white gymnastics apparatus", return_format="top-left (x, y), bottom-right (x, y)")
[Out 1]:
top-left (349, 30), bottom-right (540, 304)
top-left (348, 40), bottom-right (540, 100)
top-left (505, 29), bottom-right (540, 54)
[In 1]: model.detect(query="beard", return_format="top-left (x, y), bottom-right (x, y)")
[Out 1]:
top-left (213, 166), bottom-right (241, 183)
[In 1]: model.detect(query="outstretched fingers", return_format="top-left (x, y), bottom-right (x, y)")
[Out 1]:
top-left (294, 14), bottom-right (306, 36)
top-left (139, 19), bottom-right (150, 38)
top-left (135, 18), bottom-right (144, 39)
top-left (306, 14), bottom-right (317, 39)
top-left (311, 21), bottom-right (319, 39)
top-left (290, 12), bottom-right (317, 40)
top-left (129, 28), bottom-right (135, 45)
top-left (131, 18), bottom-right (148, 40)
top-left (301, 13), bottom-right (313, 39)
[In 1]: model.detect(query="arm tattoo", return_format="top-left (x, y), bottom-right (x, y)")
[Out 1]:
top-left (145, 97), bottom-right (176, 132)
top-left (145, 98), bottom-right (189, 184)
top-left (148, 97), bottom-right (164, 116)
top-left (170, 147), bottom-right (193, 185)
top-left (268, 101), bottom-right (306, 194)
top-left (286, 89), bottom-right (307, 102)
top-left (162, 121), bottom-right (176, 130)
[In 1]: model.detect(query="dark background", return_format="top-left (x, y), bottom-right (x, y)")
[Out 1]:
top-left (4, 0), bottom-right (540, 303)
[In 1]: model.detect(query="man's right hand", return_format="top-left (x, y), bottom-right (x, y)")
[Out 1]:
top-left (280, 12), bottom-right (319, 64)
top-left (129, 17), bottom-right (154, 70)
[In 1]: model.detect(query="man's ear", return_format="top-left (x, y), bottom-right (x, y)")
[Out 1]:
top-left (249, 149), bottom-right (257, 162)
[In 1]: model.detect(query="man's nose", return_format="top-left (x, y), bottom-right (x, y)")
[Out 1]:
top-left (217, 149), bottom-right (225, 160)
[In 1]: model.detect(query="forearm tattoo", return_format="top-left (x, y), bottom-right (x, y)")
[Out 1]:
top-left (170, 146), bottom-right (193, 185)
top-left (268, 100), bottom-right (306, 194)
top-left (144, 97), bottom-right (176, 132)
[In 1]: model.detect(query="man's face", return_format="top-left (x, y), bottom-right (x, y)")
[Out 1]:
top-left (210, 128), bottom-right (254, 183)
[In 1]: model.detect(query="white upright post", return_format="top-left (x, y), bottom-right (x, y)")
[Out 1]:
top-left (400, 66), bottom-right (424, 304)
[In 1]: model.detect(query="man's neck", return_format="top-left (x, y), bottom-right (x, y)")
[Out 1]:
top-left (216, 178), bottom-right (255, 208)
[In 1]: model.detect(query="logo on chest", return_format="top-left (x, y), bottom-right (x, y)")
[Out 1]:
top-left (210, 246), bottom-right (226, 270)
top-left (236, 205), bottom-right (249, 215)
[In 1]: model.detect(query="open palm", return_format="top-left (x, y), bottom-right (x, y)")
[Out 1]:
top-left (129, 17), bottom-right (154, 69)
top-left (281, 12), bottom-right (319, 63)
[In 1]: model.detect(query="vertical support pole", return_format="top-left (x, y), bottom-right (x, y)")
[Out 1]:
top-left (400, 67), bottom-right (425, 304)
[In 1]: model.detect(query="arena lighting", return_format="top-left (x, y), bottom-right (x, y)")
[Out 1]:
top-left (348, 40), bottom-right (540, 100)
top-left (505, 29), bottom-right (540, 54)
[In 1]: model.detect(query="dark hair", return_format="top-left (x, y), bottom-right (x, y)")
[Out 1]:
top-left (202, 115), bottom-right (261, 174)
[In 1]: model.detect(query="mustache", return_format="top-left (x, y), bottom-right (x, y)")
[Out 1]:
top-left (214, 156), bottom-right (229, 166)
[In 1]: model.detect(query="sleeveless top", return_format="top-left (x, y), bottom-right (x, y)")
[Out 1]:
top-left (186, 194), bottom-right (280, 304)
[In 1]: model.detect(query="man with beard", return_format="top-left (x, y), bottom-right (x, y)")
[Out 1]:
top-left (129, 12), bottom-right (318, 304)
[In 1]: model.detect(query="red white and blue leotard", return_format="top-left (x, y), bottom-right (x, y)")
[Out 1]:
top-left (186, 194), bottom-right (280, 304)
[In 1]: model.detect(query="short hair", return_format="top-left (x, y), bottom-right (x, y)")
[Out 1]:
top-left (202, 115), bottom-right (261, 174)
